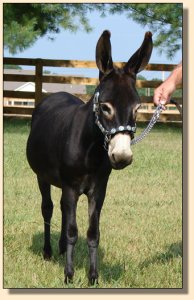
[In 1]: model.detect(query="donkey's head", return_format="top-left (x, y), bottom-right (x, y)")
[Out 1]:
top-left (95, 30), bottom-right (153, 170)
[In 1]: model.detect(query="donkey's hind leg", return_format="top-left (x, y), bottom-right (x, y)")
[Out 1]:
top-left (37, 176), bottom-right (54, 260)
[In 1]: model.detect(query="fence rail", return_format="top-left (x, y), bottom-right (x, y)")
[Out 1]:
top-left (3, 57), bottom-right (182, 122)
top-left (4, 57), bottom-right (178, 70)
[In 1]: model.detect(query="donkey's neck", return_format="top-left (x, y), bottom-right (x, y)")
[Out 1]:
top-left (67, 96), bottom-right (108, 171)
top-left (82, 96), bottom-right (104, 144)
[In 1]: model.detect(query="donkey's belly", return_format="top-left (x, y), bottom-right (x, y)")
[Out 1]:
top-left (35, 166), bottom-right (94, 194)
top-left (37, 168), bottom-right (63, 188)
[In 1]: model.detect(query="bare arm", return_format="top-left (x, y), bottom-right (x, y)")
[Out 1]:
top-left (153, 62), bottom-right (182, 106)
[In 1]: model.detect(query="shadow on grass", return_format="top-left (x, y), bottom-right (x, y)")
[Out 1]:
top-left (29, 231), bottom-right (123, 283)
top-left (139, 241), bottom-right (182, 269)
top-left (4, 118), bottom-right (31, 134)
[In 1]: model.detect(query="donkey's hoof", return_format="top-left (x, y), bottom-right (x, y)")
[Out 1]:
top-left (43, 249), bottom-right (52, 260)
top-left (89, 277), bottom-right (99, 286)
top-left (64, 274), bottom-right (74, 285)
top-left (64, 266), bottom-right (74, 284)
top-left (43, 245), bottom-right (52, 260)
top-left (88, 270), bottom-right (99, 285)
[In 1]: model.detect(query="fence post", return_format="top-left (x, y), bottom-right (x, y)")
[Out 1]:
top-left (35, 59), bottom-right (43, 106)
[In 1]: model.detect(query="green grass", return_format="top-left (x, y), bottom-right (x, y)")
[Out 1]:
top-left (3, 118), bottom-right (182, 289)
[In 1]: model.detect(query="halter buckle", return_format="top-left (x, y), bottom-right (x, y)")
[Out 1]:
top-left (93, 92), bottom-right (100, 113)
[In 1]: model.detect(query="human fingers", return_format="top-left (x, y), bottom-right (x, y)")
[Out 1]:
top-left (153, 87), bottom-right (162, 106)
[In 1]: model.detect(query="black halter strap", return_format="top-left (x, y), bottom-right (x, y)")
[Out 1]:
top-left (93, 92), bottom-right (136, 150)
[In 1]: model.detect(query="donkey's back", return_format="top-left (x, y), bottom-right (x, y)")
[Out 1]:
top-left (31, 91), bottom-right (83, 126)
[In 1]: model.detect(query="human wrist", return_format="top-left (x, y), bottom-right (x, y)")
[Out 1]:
top-left (169, 64), bottom-right (182, 87)
top-left (163, 77), bottom-right (177, 95)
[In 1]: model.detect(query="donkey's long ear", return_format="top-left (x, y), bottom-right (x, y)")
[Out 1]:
top-left (124, 32), bottom-right (153, 74)
top-left (96, 30), bottom-right (113, 79)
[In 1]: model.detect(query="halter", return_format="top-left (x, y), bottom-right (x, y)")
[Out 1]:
top-left (93, 92), bottom-right (181, 151)
top-left (93, 92), bottom-right (137, 150)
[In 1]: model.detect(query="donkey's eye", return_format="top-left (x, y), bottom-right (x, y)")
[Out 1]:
top-left (101, 104), bottom-right (111, 115)
top-left (100, 103), bottom-right (114, 118)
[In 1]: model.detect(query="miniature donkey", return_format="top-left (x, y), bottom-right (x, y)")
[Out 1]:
top-left (27, 30), bottom-right (153, 285)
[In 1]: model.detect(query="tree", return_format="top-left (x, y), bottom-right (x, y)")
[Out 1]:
top-left (3, 3), bottom-right (93, 54)
top-left (106, 3), bottom-right (182, 59)
top-left (4, 3), bottom-right (182, 58)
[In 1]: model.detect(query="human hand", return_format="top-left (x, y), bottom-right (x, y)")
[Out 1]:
top-left (153, 63), bottom-right (182, 108)
top-left (153, 79), bottom-right (176, 108)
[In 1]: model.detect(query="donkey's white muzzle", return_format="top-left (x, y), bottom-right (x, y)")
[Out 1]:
top-left (108, 133), bottom-right (133, 169)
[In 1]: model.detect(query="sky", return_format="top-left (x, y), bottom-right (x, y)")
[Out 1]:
top-left (4, 9), bottom-right (182, 80)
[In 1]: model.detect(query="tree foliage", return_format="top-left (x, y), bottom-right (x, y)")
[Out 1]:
top-left (106, 3), bottom-right (182, 58)
top-left (3, 3), bottom-right (93, 54)
top-left (4, 3), bottom-right (182, 58)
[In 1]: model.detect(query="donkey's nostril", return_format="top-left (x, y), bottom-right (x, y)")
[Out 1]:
top-left (108, 133), bottom-right (133, 169)
top-left (111, 150), bottom-right (133, 168)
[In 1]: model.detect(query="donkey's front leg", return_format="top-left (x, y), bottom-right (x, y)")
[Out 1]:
top-left (60, 185), bottom-right (78, 284)
top-left (87, 180), bottom-right (108, 285)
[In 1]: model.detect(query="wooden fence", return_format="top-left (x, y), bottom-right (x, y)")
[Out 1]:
top-left (3, 57), bottom-right (182, 122)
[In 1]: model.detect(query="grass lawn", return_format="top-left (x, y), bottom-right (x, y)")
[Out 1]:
top-left (3, 118), bottom-right (182, 289)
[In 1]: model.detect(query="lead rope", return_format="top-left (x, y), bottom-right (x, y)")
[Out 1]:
top-left (131, 99), bottom-right (182, 146)
top-left (130, 104), bottom-right (163, 145)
